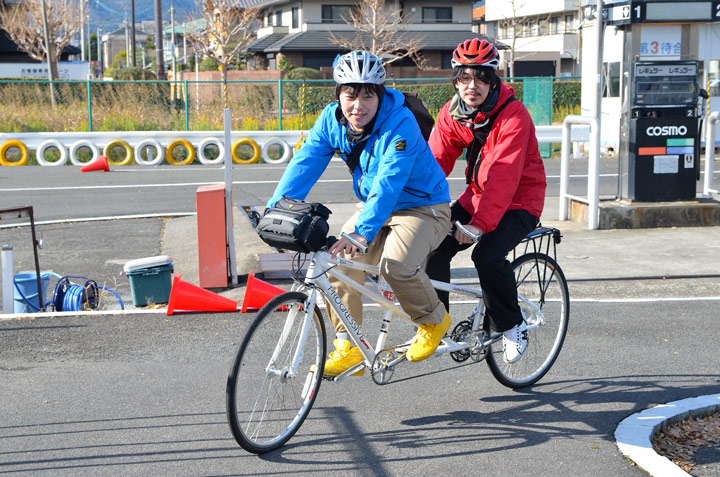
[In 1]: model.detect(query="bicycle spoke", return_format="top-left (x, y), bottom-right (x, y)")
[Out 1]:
top-left (227, 292), bottom-right (325, 454)
top-left (487, 253), bottom-right (569, 388)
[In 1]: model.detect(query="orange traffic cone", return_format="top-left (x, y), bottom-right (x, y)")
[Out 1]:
top-left (80, 155), bottom-right (110, 172)
top-left (166, 273), bottom-right (238, 316)
top-left (240, 270), bottom-right (286, 312)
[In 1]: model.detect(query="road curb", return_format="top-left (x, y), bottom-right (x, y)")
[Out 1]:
top-left (615, 393), bottom-right (720, 476)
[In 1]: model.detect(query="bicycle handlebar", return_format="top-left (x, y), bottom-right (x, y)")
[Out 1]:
top-left (454, 221), bottom-right (481, 243)
top-left (340, 232), bottom-right (369, 254)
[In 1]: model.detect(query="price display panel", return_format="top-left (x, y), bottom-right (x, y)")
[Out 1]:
top-left (633, 62), bottom-right (698, 107)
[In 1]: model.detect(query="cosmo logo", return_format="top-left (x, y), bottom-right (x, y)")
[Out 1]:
top-left (646, 125), bottom-right (687, 136)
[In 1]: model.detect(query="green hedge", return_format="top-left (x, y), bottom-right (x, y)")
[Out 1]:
top-left (283, 81), bottom-right (336, 115)
top-left (553, 81), bottom-right (581, 109)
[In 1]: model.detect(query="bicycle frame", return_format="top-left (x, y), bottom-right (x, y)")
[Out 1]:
top-left (287, 249), bottom-right (544, 383)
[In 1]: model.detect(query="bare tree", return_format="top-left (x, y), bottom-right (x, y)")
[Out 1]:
top-left (329, 0), bottom-right (426, 68)
top-left (0, 0), bottom-right (86, 106)
top-left (184, 0), bottom-right (261, 105)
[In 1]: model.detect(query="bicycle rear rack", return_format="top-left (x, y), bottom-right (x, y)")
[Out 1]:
top-left (513, 226), bottom-right (562, 263)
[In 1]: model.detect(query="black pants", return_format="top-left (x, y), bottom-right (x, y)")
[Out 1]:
top-left (426, 203), bottom-right (538, 333)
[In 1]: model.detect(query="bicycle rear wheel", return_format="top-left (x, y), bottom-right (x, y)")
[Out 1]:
top-left (487, 253), bottom-right (569, 388)
top-left (226, 291), bottom-right (326, 454)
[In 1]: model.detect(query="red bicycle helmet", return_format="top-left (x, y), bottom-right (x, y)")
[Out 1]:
top-left (451, 38), bottom-right (499, 70)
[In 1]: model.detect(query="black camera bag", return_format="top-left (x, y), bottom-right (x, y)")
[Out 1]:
top-left (256, 197), bottom-right (332, 253)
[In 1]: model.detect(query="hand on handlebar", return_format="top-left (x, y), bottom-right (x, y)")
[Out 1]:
top-left (454, 221), bottom-right (481, 244)
top-left (328, 232), bottom-right (368, 258)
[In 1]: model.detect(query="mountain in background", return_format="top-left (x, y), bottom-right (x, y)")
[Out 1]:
top-left (90, 0), bottom-right (198, 31)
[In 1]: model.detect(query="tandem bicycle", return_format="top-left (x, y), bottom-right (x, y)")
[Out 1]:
top-left (226, 214), bottom-right (569, 454)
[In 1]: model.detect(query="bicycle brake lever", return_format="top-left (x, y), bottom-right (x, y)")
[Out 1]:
top-left (248, 210), bottom-right (261, 229)
top-left (326, 235), bottom-right (338, 249)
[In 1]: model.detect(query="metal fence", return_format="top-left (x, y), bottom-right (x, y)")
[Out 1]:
top-left (0, 77), bottom-right (581, 134)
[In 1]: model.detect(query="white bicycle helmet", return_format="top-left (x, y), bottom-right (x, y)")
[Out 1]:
top-left (333, 50), bottom-right (386, 85)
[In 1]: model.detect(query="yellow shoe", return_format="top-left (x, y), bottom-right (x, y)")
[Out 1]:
top-left (407, 312), bottom-right (452, 362)
top-left (323, 339), bottom-right (364, 376)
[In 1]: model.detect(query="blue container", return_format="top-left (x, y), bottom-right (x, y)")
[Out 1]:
top-left (13, 273), bottom-right (51, 313)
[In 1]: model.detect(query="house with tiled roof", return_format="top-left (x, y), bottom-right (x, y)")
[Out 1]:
top-left (245, 0), bottom-right (495, 72)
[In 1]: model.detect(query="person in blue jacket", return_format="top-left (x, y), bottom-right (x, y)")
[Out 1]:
top-left (267, 50), bottom-right (452, 376)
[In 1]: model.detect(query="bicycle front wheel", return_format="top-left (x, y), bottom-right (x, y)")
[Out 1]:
top-left (226, 291), bottom-right (326, 454)
top-left (487, 253), bottom-right (569, 388)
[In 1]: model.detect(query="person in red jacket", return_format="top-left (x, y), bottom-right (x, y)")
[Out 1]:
top-left (426, 38), bottom-right (547, 363)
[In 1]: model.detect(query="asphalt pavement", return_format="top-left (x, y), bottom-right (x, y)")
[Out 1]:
top-left (1, 163), bottom-right (720, 475)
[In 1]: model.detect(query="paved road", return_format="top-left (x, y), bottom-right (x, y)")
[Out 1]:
top-left (2, 161), bottom-right (720, 475)
top-left (1, 299), bottom-right (719, 475)
top-left (3, 157), bottom-right (637, 222)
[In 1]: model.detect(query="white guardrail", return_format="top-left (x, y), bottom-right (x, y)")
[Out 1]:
top-left (0, 126), bottom-right (591, 167)
top-left (559, 115), bottom-right (601, 230)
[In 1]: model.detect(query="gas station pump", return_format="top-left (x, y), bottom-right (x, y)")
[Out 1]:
top-left (620, 60), bottom-right (702, 201)
top-left (605, 0), bottom-right (718, 202)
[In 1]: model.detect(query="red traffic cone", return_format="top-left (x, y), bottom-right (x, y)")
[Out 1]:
top-left (241, 270), bottom-right (287, 312)
top-left (80, 155), bottom-right (110, 172)
top-left (166, 273), bottom-right (238, 316)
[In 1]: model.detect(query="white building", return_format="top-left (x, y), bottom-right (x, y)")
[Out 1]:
top-left (484, 0), bottom-right (581, 77)
top-left (246, 0), bottom-right (484, 71)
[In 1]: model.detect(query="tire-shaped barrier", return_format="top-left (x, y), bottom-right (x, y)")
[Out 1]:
top-left (295, 137), bottom-right (306, 151)
top-left (0, 139), bottom-right (29, 166)
top-left (69, 140), bottom-right (99, 166)
top-left (166, 139), bottom-right (195, 165)
top-left (36, 139), bottom-right (68, 166)
top-left (261, 137), bottom-right (292, 164)
top-left (104, 139), bottom-right (134, 166)
top-left (197, 137), bottom-right (225, 165)
top-left (231, 138), bottom-right (260, 164)
top-left (134, 139), bottom-right (165, 166)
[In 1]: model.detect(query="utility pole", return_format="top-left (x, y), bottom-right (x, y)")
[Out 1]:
top-left (87, 8), bottom-right (91, 61)
top-left (80, 0), bottom-right (85, 61)
top-left (97, 27), bottom-right (102, 76)
top-left (130, 0), bottom-right (137, 67)
top-left (124, 19), bottom-right (129, 67)
top-left (171, 3), bottom-right (177, 101)
top-left (170, 3), bottom-right (176, 73)
top-left (40, 0), bottom-right (57, 107)
top-left (154, 0), bottom-right (166, 80)
top-left (594, 0), bottom-right (604, 123)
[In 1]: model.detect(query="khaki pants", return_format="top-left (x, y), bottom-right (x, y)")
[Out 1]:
top-left (327, 202), bottom-right (451, 333)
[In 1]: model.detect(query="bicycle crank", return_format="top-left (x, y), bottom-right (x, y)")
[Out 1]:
top-left (470, 329), bottom-right (490, 362)
top-left (371, 348), bottom-right (406, 385)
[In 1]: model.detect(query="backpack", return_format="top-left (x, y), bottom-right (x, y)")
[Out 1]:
top-left (345, 91), bottom-right (434, 175)
top-left (401, 91), bottom-right (434, 141)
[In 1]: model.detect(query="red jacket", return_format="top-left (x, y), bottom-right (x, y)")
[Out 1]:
top-left (429, 83), bottom-right (547, 234)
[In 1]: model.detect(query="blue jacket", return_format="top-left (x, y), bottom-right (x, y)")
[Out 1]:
top-left (268, 87), bottom-right (450, 243)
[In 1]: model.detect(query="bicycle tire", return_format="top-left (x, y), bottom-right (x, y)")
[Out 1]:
top-left (486, 253), bottom-right (569, 388)
top-left (226, 291), bottom-right (326, 454)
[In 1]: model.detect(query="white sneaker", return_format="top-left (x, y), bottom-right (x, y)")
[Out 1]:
top-left (502, 321), bottom-right (528, 363)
